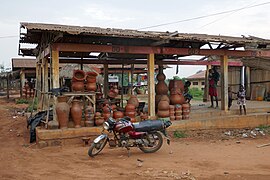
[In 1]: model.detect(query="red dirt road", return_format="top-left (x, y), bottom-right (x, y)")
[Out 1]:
top-left (0, 98), bottom-right (270, 180)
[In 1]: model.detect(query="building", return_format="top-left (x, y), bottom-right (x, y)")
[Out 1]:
top-left (186, 70), bottom-right (206, 90)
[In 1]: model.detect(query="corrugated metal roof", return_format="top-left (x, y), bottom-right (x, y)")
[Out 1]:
top-left (186, 70), bottom-right (206, 79)
top-left (20, 22), bottom-right (270, 45)
top-left (12, 58), bottom-right (36, 69)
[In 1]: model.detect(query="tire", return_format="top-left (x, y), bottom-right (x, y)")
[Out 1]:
top-left (139, 132), bottom-right (163, 153)
top-left (88, 138), bottom-right (108, 157)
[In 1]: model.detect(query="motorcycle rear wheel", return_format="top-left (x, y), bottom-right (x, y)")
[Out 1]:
top-left (88, 138), bottom-right (108, 157)
top-left (139, 132), bottom-right (163, 153)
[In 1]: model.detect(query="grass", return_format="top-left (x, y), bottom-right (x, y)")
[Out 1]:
top-left (257, 125), bottom-right (270, 131)
top-left (173, 130), bottom-right (188, 138)
top-left (16, 98), bottom-right (29, 104)
top-left (26, 98), bottom-right (38, 112)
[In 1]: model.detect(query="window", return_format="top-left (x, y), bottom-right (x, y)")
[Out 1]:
top-left (201, 82), bottom-right (205, 85)
top-left (193, 82), bottom-right (198, 85)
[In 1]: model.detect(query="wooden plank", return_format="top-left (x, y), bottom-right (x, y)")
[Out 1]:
top-left (36, 63), bottom-right (42, 109)
top-left (53, 43), bottom-right (270, 58)
top-left (44, 58), bottom-right (49, 109)
top-left (147, 53), bottom-right (155, 118)
top-left (220, 55), bottom-right (229, 111)
top-left (20, 69), bottom-right (25, 98)
top-left (245, 66), bottom-right (251, 99)
top-left (51, 50), bottom-right (60, 89)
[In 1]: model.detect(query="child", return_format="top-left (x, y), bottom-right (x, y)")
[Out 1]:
top-left (228, 86), bottom-right (236, 110)
top-left (237, 85), bottom-right (246, 115)
top-left (183, 81), bottom-right (193, 103)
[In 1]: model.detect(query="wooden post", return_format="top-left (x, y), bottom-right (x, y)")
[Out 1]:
top-left (245, 66), bottom-right (251, 99)
top-left (131, 64), bottom-right (134, 95)
top-left (220, 55), bottom-right (228, 111)
top-left (44, 58), bottom-right (49, 109)
top-left (147, 53), bottom-right (155, 118)
top-left (36, 62), bottom-right (42, 109)
top-left (20, 69), bottom-right (25, 98)
top-left (203, 65), bottom-right (211, 102)
top-left (121, 63), bottom-right (124, 108)
top-left (103, 63), bottom-right (109, 98)
top-left (48, 49), bottom-right (60, 129)
top-left (6, 74), bottom-right (10, 99)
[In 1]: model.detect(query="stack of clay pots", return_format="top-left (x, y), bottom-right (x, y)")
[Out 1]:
top-left (102, 104), bottom-right (111, 121)
top-left (108, 85), bottom-right (119, 99)
top-left (56, 96), bottom-right (70, 129)
top-left (182, 103), bottom-right (190, 120)
top-left (84, 103), bottom-right (95, 127)
top-left (113, 111), bottom-right (124, 121)
top-left (125, 104), bottom-right (136, 122)
top-left (127, 95), bottom-right (139, 108)
top-left (175, 104), bottom-right (183, 120)
top-left (169, 105), bottom-right (175, 121)
top-left (70, 99), bottom-right (82, 128)
top-left (95, 112), bottom-right (104, 126)
top-left (157, 95), bottom-right (170, 118)
top-left (155, 68), bottom-right (169, 109)
top-left (72, 70), bottom-right (85, 92)
top-left (85, 72), bottom-right (97, 92)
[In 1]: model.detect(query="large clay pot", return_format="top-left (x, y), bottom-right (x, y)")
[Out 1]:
top-left (56, 96), bottom-right (70, 129)
top-left (102, 105), bottom-right (111, 113)
top-left (113, 111), bottom-right (124, 119)
top-left (103, 113), bottom-right (111, 121)
top-left (169, 79), bottom-right (184, 92)
top-left (155, 95), bottom-right (169, 108)
top-left (72, 81), bottom-right (84, 92)
top-left (70, 100), bottom-right (82, 128)
top-left (127, 95), bottom-right (139, 108)
top-left (182, 103), bottom-right (190, 115)
top-left (95, 117), bottom-right (104, 126)
top-left (125, 111), bottom-right (136, 118)
top-left (170, 93), bottom-right (185, 105)
top-left (125, 104), bottom-right (136, 112)
top-left (85, 82), bottom-right (97, 92)
top-left (73, 70), bottom-right (85, 81)
top-left (158, 99), bottom-right (170, 111)
top-left (155, 81), bottom-right (168, 95)
top-left (156, 71), bottom-right (166, 81)
top-left (157, 110), bottom-right (170, 118)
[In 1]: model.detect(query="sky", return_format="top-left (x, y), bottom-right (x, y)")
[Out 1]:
top-left (0, 0), bottom-right (270, 78)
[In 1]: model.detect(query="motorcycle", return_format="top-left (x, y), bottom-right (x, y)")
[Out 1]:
top-left (88, 117), bottom-right (172, 157)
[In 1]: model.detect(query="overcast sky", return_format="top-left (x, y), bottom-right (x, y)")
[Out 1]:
top-left (0, 0), bottom-right (270, 78)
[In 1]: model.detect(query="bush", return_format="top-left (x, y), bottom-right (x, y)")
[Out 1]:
top-left (16, 98), bottom-right (29, 104)
top-left (27, 98), bottom-right (38, 112)
top-left (173, 130), bottom-right (188, 138)
top-left (189, 88), bottom-right (204, 100)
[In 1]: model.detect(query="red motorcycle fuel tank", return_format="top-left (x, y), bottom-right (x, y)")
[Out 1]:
top-left (114, 120), bottom-right (133, 133)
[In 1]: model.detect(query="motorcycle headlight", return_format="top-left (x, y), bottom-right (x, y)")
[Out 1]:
top-left (103, 121), bottom-right (110, 130)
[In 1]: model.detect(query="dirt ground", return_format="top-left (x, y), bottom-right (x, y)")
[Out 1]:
top-left (0, 97), bottom-right (270, 180)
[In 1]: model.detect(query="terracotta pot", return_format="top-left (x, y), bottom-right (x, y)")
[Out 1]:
top-left (85, 82), bottom-right (97, 92)
top-left (70, 100), bottom-right (82, 128)
top-left (157, 72), bottom-right (166, 81)
top-left (158, 99), bottom-right (170, 111)
top-left (175, 116), bottom-right (182, 120)
top-left (170, 94), bottom-right (185, 105)
top-left (155, 81), bottom-right (168, 95)
top-left (95, 117), bottom-right (104, 126)
top-left (85, 120), bottom-right (95, 127)
top-left (169, 105), bottom-right (175, 111)
top-left (175, 111), bottom-right (183, 116)
top-left (157, 110), bottom-right (170, 118)
top-left (73, 70), bottom-right (85, 81)
top-left (113, 111), bottom-right (124, 119)
top-left (169, 79), bottom-right (184, 92)
top-left (108, 90), bottom-right (117, 98)
top-left (103, 113), bottom-right (111, 121)
top-left (170, 116), bottom-right (175, 121)
top-left (86, 72), bottom-right (97, 83)
top-left (125, 104), bottom-right (136, 112)
top-left (127, 95), bottom-right (139, 108)
top-left (182, 103), bottom-right (190, 109)
top-left (56, 96), bottom-right (70, 129)
top-left (72, 81), bottom-right (84, 92)
top-left (169, 112), bottom-right (175, 116)
top-left (125, 111), bottom-right (136, 118)
top-left (130, 118), bottom-right (136, 123)
top-left (111, 104), bottom-right (117, 111)
top-left (102, 105), bottom-right (110, 113)
top-left (95, 112), bottom-right (101, 117)
top-left (155, 95), bottom-right (169, 108)
top-left (182, 115), bottom-right (189, 120)
top-left (175, 104), bottom-right (182, 111)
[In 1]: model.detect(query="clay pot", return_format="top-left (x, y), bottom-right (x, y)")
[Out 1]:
top-left (125, 111), bottom-right (136, 118)
top-left (73, 70), bottom-right (85, 81)
top-left (102, 105), bottom-right (111, 113)
top-left (56, 96), bottom-right (70, 129)
top-left (169, 112), bottom-right (175, 116)
top-left (169, 105), bottom-right (175, 111)
top-left (157, 110), bottom-right (170, 118)
top-left (85, 82), bottom-right (97, 92)
top-left (158, 99), bottom-right (170, 111)
top-left (127, 95), bottom-right (139, 108)
top-left (156, 95), bottom-right (170, 108)
top-left (125, 104), bottom-right (136, 112)
top-left (95, 112), bottom-right (101, 117)
top-left (170, 116), bottom-right (175, 121)
top-left (130, 118), bottom-right (136, 123)
top-left (170, 94), bottom-right (185, 105)
top-left (111, 104), bottom-right (117, 111)
top-left (70, 100), bottom-right (82, 128)
top-left (175, 116), bottom-right (182, 120)
top-left (108, 90), bottom-right (117, 98)
top-left (85, 120), bottom-right (95, 127)
top-left (113, 111), bottom-right (124, 119)
top-left (175, 111), bottom-right (182, 116)
top-left (156, 72), bottom-right (166, 81)
top-left (155, 81), bottom-right (168, 95)
top-left (103, 113), bottom-right (111, 121)
top-left (182, 115), bottom-right (189, 120)
top-left (169, 79), bottom-right (184, 92)
top-left (86, 72), bottom-right (97, 83)
top-left (95, 117), bottom-right (105, 126)
top-left (72, 81), bottom-right (84, 92)
top-left (140, 112), bottom-right (148, 120)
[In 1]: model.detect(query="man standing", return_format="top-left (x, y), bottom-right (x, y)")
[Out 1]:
top-left (208, 67), bottom-right (219, 108)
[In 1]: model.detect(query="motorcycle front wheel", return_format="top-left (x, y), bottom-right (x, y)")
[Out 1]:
top-left (139, 132), bottom-right (163, 153)
top-left (88, 138), bottom-right (108, 157)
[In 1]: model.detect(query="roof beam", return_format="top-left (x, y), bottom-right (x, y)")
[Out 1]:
top-left (52, 43), bottom-right (270, 58)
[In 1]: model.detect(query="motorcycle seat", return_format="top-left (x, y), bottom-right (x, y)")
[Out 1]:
top-left (133, 120), bottom-right (164, 132)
